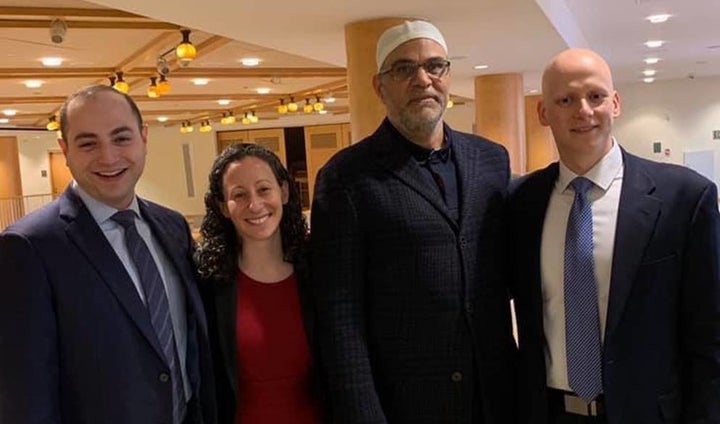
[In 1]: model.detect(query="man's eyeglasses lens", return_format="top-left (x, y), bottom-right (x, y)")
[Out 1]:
top-left (382, 59), bottom-right (451, 81)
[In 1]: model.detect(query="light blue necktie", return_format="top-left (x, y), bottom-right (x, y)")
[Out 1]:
top-left (112, 210), bottom-right (186, 424)
top-left (564, 177), bottom-right (603, 403)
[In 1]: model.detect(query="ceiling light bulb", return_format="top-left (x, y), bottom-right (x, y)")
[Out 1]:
top-left (446, 100), bottom-right (454, 109)
top-left (256, 88), bottom-right (271, 94)
top-left (218, 99), bottom-right (231, 106)
top-left (240, 57), bottom-right (261, 66)
top-left (644, 57), bottom-right (660, 65)
top-left (157, 75), bottom-right (171, 94)
top-left (277, 99), bottom-right (288, 114)
top-left (473, 65), bottom-right (489, 70)
top-left (3, 109), bottom-right (17, 116)
top-left (175, 29), bottom-right (197, 64)
top-left (157, 116), bottom-right (168, 122)
top-left (644, 40), bottom-right (664, 48)
top-left (643, 77), bottom-right (655, 83)
top-left (24, 80), bottom-right (43, 88)
top-left (41, 57), bottom-right (63, 67)
top-left (113, 72), bottom-right (129, 94)
top-left (46, 116), bottom-right (59, 131)
top-left (643, 69), bottom-right (657, 77)
top-left (646, 14), bottom-right (671, 24)
top-left (287, 98), bottom-right (298, 113)
top-left (313, 97), bottom-right (324, 111)
top-left (241, 113), bottom-right (250, 125)
top-left (303, 99), bottom-right (313, 114)
top-left (249, 112), bottom-right (259, 123)
top-left (147, 77), bottom-right (159, 98)
top-left (199, 121), bottom-right (212, 132)
top-left (192, 78), bottom-right (209, 86)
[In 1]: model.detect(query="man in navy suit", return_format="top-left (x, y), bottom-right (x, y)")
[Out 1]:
top-left (0, 85), bottom-right (216, 424)
top-left (311, 20), bottom-right (517, 424)
top-left (509, 48), bottom-right (720, 423)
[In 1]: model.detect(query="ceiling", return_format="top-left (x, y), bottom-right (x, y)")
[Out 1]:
top-left (0, 0), bottom-right (718, 130)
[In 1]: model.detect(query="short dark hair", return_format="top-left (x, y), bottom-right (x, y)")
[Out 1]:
top-left (58, 84), bottom-right (143, 141)
top-left (195, 143), bottom-right (308, 284)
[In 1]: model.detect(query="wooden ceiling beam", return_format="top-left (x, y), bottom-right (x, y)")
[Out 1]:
top-left (0, 19), bottom-right (180, 30)
top-left (115, 31), bottom-right (178, 72)
top-left (0, 7), bottom-right (145, 19)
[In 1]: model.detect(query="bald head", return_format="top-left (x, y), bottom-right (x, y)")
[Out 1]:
top-left (537, 48), bottom-right (621, 175)
top-left (542, 48), bottom-right (615, 97)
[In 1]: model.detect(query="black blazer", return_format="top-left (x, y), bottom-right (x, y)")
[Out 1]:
top-left (310, 120), bottom-right (518, 424)
top-left (200, 264), bottom-right (318, 424)
top-left (509, 149), bottom-right (720, 423)
top-left (0, 188), bottom-right (216, 424)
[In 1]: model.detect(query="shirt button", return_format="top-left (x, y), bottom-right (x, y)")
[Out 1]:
top-left (465, 301), bottom-right (474, 314)
top-left (159, 372), bottom-right (170, 383)
top-left (450, 371), bottom-right (463, 382)
top-left (459, 237), bottom-right (467, 247)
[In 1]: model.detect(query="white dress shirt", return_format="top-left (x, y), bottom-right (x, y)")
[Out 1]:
top-left (72, 182), bottom-right (191, 399)
top-left (540, 141), bottom-right (624, 391)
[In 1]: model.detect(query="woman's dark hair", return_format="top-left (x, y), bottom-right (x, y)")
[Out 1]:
top-left (194, 143), bottom-right (307, 283)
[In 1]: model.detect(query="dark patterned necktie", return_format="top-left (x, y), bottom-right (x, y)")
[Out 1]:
top-left (564, 177), bottom-right (603, 403)
top-left (112, 210), bottom-right (186, 423)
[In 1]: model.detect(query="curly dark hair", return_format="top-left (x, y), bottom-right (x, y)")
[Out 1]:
top-left (194, 143), bottom-right (308, 284)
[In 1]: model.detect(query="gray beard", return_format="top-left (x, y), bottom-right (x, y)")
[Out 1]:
top-left (396, 106), bottom-right (444, 140)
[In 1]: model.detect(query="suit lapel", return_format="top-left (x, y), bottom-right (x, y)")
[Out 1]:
top-left (60, 189), bottom-right (165, 361)
top-left (371, 123), bottom-right (455, 228)
top-left (516, 164), bottom-right (558, 329)
top-left (605, 151), bottom-right (661, 339)
top-left (139, 200), bottom-right (208, 335)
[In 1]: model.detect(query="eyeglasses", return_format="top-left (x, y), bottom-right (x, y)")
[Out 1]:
top-left (379, 59), bottom-right (451, 81)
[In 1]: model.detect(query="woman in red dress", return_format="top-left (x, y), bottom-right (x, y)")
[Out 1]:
top-left (195, 144), bottom-right (321, 424)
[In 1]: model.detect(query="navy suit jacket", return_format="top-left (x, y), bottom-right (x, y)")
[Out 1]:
top-left (0, 188), bottom-right (217, 424)
top-left (311, 120), bottom-right (518, 424)
top-left (509, 149), bottom-right (720, 423)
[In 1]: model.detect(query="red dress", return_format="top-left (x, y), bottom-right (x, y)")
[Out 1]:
top-left (235, 271), bottom-right (320, 424)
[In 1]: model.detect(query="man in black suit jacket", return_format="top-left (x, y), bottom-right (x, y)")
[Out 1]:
top-left (509, 48), bottom-right (720, 423)
top-left (0, 85), bottom-right (216, 424)
top-left (311, 20), bottom-right (517, 424)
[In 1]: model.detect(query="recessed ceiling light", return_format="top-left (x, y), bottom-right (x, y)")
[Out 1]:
top-left (643, 77), bottom-right (655, 83)
top-left (240, 57), bottom-right (261, 67)
top-left (24, 80), bottom-right (43, 88)
top-left (40, 57), bottom-right (63, 67)
top-left (0, 118), bottom-right (9, 124)
top-left (527, 89), bottom-right (539, 94)
top-left (256, 87), bottom-right (271, 94)
top-left (217, 99), bottom-right (231, 106)
top-left (646, 14), bottom-right (671, 24)
top-left (318, 110), bottom-right (328, 115)
top-left (642, 69), bottom-right (657, 77)
top-left (644, 57), bottom-right (660, 65)
top-left (192, 78), bottom-right (209, 86)
top-left (644, 40), bottom-right (664, 48)
top-left (473, 64), bottom-right (489, 70)
top-left (324, 95), bottom-right (336, 103)
top-left (157, 116), bottom-right (169, 123)
top-left (3, 109), bottom-right (17, 116)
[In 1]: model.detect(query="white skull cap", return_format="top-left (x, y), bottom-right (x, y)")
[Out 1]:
top-left (376, 20), bottom-right (448, 72)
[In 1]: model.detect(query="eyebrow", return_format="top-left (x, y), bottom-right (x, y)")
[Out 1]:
top-left (73, 126), bottom-right (134, 142)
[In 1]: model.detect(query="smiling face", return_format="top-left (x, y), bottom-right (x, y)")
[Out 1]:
top-left (538, 48), bottom-right (621, 174)
top-left (58, 89), bottom-right (147, 209)
top-left (220, 156), bottom-right (289, 246)
top-left (373, 38), bottom-right (449, 145)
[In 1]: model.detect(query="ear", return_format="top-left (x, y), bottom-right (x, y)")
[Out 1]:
top-left (281, 181), bottom-right (290, 205)
top-left (57, 137), bottom-right (68, 155)
top-left (611, 91), bottom-right (621, 118)
top-left (140, 124), bottom-right (149, 146)
top-left (218, 199), bottom-right (230, 218)
top-left (372, 74), bottom-right (384, 102)
top-left (536, 99), bottom-right (550, 127)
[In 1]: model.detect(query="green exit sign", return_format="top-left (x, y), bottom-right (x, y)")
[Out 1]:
top-left (714, 130), bottom-right (720, 140)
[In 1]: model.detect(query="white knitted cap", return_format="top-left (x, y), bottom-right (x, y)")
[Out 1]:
top-left (376, 20), bottom-right (448, 72)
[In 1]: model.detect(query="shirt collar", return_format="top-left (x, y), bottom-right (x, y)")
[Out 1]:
top-left (71, 180), bottom-right (140, 225)
top-left (383, 118), bottom-right (453, 164)
top-left (558, 138), bottom-right (623, 193)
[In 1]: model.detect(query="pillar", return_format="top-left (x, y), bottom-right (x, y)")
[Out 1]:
top-left (525, 94), bottom-right (558, 172)
top-left (474, 73), bottom-right (526, 176)
top-left (344, 18), bottom-right (406, 143)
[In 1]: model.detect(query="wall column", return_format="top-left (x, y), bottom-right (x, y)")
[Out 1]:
top-left (525, 94), bottom-right (558, 172)
top-left (345, 18), bottom-right (406, 143)
top-left (474, 73), bottom-right (525, 175)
